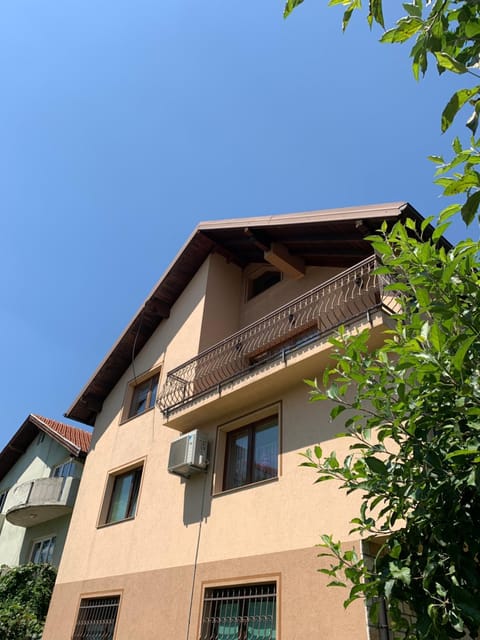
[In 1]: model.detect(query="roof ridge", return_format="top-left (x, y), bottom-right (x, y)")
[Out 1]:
top-left (29, 414), bottom-right (91, 455)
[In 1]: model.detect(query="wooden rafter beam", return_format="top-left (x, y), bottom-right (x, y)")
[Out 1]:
top-left (264, 242), bottom-right (305, 279)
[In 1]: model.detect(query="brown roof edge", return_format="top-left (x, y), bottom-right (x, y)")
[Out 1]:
top-left (64, 224), bottom-right (215, 425)
top-left (65, 202), bottom-right (450, 426)
top-left (196, 201), bottom-right (411, 230)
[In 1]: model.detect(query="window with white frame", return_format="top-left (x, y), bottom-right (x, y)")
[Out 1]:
top-left (0, 490), bottom-right (8, 513)
top-left (200, 582), bottom-right (277, 640)
top-left (30, 536), bottom-right (56, 564)
top-left (51, 459), bottom-right (77, 478)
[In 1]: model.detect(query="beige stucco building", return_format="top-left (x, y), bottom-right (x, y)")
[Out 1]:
top-left (43, 203), bottom-right (422, 640)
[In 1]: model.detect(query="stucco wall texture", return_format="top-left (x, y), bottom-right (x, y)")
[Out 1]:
top-left (44, 252), bottom-right (383, 639)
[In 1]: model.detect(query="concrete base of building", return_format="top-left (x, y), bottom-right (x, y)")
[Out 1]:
top-left (43, 545), bottom-right (369, 639)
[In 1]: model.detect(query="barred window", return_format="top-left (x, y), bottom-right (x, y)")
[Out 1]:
top-left (72, 596), bottom-right (120, 640)
top-left (200, 582), bottom-right (276, 640)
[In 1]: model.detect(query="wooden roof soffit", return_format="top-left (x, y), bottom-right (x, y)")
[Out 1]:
top-left (244, 227), bottom-right (305, 279)
top-left (264, 242), bottom-right (305, 279)
top-left (144, 297), bottom-right (170, 319)
top-left (81, 394), bottom-right (104, 414)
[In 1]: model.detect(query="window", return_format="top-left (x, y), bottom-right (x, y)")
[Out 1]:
top-left (246, 267), bottom-right (282, 301)
top-left (51, 459), bottom-right (76, 478)
top-left (72, 596), bottom-right (120, 640)
top-left (0, 490), bottom-right (8, 513)
top-left (103, 465), bottom-right (143, 525)
top-left (127, 372), bottom-right (159, 419)
top-left (31, 536), bottom-right (56, 564)
top-left (200, 582), bottom-right (276, 640)
top-left (224, 416), bottom-right (278, 491)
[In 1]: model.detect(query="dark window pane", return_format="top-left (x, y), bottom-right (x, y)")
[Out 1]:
top-left (225, 429), bottom-right (249, 490)
top-left (128, 374), bottom-right (159, 418)
top-left (224, 417), bottom-right (278, 491)
top-left (148, 377), bottom-right (158, 410)
top-left (250, 271), bottom-right (281, 299)
top-left (31, 536), bottom-right (56, 563)
top-left (106, 467), bottom-right (142, 523)
top-left (253, 421), bottom-right (278, 483)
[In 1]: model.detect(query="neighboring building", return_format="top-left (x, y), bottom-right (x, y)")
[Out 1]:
top-left (43, 203), bottom-right (433, 640)
top-left (0, 414), bottom-right (91, 568)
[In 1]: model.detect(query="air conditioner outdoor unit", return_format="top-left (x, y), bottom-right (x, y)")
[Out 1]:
top-left (168, 430), bottom-right (209, 478)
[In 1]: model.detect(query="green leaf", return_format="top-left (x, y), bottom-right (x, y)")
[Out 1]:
top-left (283, 0), bottom-right (304, 18)
top-left (402, 2), bottom-right (421, 18)
top-left (441, 88), bottom-right (479, 132)
top-left (389, 563), bottom-right (411, 585)
top-left (452, 334), bottom-right (476, 371)
top-left (465, 21), bottom-right (480, 38)
top-left (381, 17), bottom-right (423, 43)
top-left (365, 457), bottom-right (388, 476)
top-left (461, 189), bottom-right (480, 224)
top-left (446, 448), bottom-right (479, 459)
top-left (434, 52), bottom-right (468, 74)
top-left (467, 109), bottom-right (479, 135)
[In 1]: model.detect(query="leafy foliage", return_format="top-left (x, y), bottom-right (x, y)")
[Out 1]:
top-left (0, 563), bottom-right (57, 640)
top-left (283, 0), bottom-right (480, 224)
top-left (302, 220), bottom-right (480, 639)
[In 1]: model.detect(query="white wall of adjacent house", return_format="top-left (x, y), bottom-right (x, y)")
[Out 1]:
top-left (0, 433), bottom-right (75, 567)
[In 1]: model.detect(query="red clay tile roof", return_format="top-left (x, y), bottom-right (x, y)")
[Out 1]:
top-left (30, 414), bottom-right (91, 455)
top-left (0, 414), bottom-right (92, 480)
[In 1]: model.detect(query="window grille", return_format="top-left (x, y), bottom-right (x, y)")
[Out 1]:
top-left (72, 596), bottom-right (120, 640)
top-left (200, 582), bottom-right (276, 640)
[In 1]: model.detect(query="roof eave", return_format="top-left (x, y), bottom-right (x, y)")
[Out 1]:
top-left (65, 201), bottom-right (449, 426)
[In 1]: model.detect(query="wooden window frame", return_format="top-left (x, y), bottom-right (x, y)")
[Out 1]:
top-left (121, 366), bottom-right (161, 424)
top-left (98, 460), bottom-right (145, 528)
top-left (212, 403), bottom-right (281, 496)
top-left (223, 417), bottom-right (279, 491)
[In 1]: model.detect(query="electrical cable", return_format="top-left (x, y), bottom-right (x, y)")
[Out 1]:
top-left (185, 471), bottom-right (209, 640)
top-left (131, 307), bottom-right (146, 384)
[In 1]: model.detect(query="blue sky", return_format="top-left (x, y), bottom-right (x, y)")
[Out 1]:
top-left (0, 0), bottom-right (477, 450)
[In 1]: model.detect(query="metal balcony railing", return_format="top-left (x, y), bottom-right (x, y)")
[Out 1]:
top-left (159, 255), bottom-right (389, 415)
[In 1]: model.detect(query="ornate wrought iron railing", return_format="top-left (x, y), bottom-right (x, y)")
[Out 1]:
top-left (159, 255), bottom-right (389, 415)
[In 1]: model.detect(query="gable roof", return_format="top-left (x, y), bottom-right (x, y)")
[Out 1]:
top-left (0, 414), bottom-right (92, 480)
top-left (65, 201), bottom-right (449, 426)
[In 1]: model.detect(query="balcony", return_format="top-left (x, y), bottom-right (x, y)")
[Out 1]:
top-left (6, 476), bottom-right (80, 527)
top-left (159, 255), bottom-right (395, 429)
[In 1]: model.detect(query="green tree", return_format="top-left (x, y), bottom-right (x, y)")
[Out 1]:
top-left (301, 220), bottom-right (480, 639)
top-left (0, 563), bottom-right (57, 640)
top-left (284, 0), bottom-right (480, 225)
